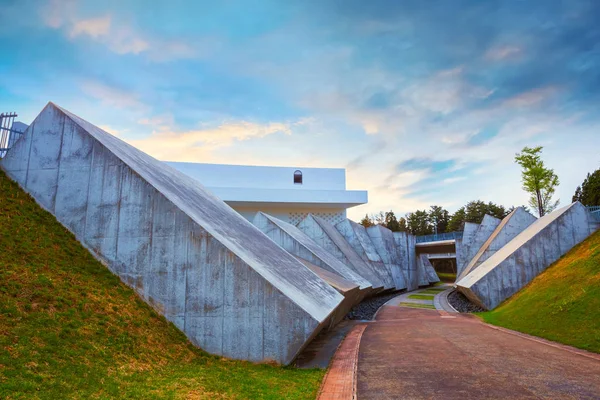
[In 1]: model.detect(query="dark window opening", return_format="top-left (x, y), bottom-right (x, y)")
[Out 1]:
top-left (294, 170), bottom-right (303, 184)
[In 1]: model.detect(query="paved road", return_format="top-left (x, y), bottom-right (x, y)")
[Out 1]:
top-left (357, 306), bottom-right (600, 399)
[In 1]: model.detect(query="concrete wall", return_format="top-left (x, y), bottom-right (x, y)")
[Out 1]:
top-left (458, 208), bottom-right (537, 281)
top-left (252, 212), bottom-right (373, 296)
top-left (366, 225), bottom-right (408, 290)
top-left (233, 206), bottom-right (346, 225)
top-left (1, 103), bottom-right (345, 365)
top-left (456, 222), bottom-right (479, 277)
top-left (393, 232), bottom-right (420, 291)
top-left (297, 214), bottom-right (385, 291)
top-left (335, 219), bottom-right (396, 290)
top-left (419, 255), bottom-right (440, 283)
top-left (457, 202), bottom-right (597, 310)
top-left (459, 215), bottom-right (501, 274)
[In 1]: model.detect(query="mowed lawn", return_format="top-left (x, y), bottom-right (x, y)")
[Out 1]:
top-left (480, 229), bottom-right (600, 354)
top-left (0, 170), bottom-right (324, 399)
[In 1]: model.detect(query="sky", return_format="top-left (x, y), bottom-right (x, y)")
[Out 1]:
top-left (1, 0), bottom-right (599, 221)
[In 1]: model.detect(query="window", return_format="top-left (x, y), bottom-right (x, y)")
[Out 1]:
top-left (293, 170), bottom-right (303, 184)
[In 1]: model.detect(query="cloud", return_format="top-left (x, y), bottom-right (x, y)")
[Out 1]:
top-left (80, 80), bottom-right (148, 111)
top-left (126, 120), bottom-right (294, 161)
top-left (485, 45), bottom-right (523, 61)
top-left (69, 15), bottom-right (111, 38)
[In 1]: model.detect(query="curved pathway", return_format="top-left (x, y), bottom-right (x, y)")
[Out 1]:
top-left (320, 285), bottom-right (600, 399)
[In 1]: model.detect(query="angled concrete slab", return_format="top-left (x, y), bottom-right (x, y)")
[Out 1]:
top-left (458, 208), bottom-right (537, 281)
top-left (456, 222), bottom-right (479, 277)
top-left (296, 214), bottom-right (385, 292)
top-left (253, 212), bottom-right (373, 297)
top-left (294, 256), bottom-right (361, 328)
top-left (335, 219), bottom-right (397, 290)
top-left (366, 225), bottom-right (408, 290)
top-left (1, 103), bottom-right (345, 365)
top-left (393, 231), bottom-right (420, 291)
top-left (457, 202), bottom-right (597, 310)
top-left (459, 215), bottom-right (501, 273)
top-left (419, 255), bottom-right (440, 283)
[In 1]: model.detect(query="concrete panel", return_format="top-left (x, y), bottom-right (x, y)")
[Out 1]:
top-left (335, 219), bottom-right (396, 290)
top-left (253, 212), bottom-right (373, 295)
top-left (366, 225), bottom-right (408, 290)
top-left (456, 222), bottom-right (479, 277)
top-left (295, 257), bottom-right (361, 328)
top-left (419, 255), bottom-right (440, 283)
top-left (458, 208), bottom-right (537, 281)
top-left (1, 102), bottom-right (345, 365)
top-left (460, 215), bottom-right (501, 272)
top-left (457, 202), bottom-right (596, 310)
top-left (393, 232), bottom-right (420, 291)
top-left (297, 214), bottom-right (385, 291)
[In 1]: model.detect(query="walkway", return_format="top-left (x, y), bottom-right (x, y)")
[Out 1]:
top-left (319, 285), bottom-right (600, 399)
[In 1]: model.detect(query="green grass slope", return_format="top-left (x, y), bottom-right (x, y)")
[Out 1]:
top-left (480, 229), bottom-right (600, 353)
top-left (0, 170), bottom-right (323, 399)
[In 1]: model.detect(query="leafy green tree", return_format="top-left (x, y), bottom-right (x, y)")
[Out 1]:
top-left (406, 210), bottom-right (432, 236)
top-left (446, 207), bottom-right (466, 232)
top-left (359, 214), bottom-right (374, 227)
top-left (446, 200), bottom-right (508, 232)
top-left (398, 217), bottom-right (408, 232)
top-left (428, 205), bottom-right (449, 234)
top-left (572, 168), bottom-right (600, 206)
top-left (515, 146), bottom-right (560, 217)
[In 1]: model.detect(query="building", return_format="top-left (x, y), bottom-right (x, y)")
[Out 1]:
top-left (166, 162), bottom-right (368, 224)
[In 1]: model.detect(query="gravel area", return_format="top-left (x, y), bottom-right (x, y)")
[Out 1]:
top-left (447, 290), bottom-right (485, 313)
top-left (345, 292), bottom-right (403, 320)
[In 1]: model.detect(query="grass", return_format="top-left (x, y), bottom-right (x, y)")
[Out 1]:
top-left (407, 294), bottom-right (435, 300)
top-left (0, 169), bottom-right (324, 399)
top-left (398, 303), bottom-right (436, 310)
top-left (436, 272), bottom-right (456, 283)
top-left (419, 288), bottom-right (446, 295)
top-left (479, 229), bottom-right (600, 354)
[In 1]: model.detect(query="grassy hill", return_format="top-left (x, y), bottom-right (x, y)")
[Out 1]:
top-left (0, 170), bottom-right (323, 399)
top-left (480, 229), bottom-right (600, 353)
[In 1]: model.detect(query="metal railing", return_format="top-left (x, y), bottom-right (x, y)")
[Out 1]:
top-left (0, 112), bottom-right (24, 158)
top-left (416, 231), bottom-right (463, 243)
top-left (588, 206), bottom-right (600, 222)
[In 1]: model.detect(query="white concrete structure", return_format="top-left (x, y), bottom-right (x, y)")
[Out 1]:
top-left (167, 162), bottom-right (368, 225)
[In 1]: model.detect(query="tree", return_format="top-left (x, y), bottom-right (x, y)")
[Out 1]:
top-left (384, 211), bottom-right (401, 232)
top-left (359, 214), bottom-right (374, 227)
top-left (398, 217), bottom-right (408, 232)
top-left (373, 211), bottom-right (385, 225)
top-left (446, 207), bottom-right (466, 232)
top-left (515, 146), bottom-right (560, 217)
top-left (428, 205), bottom-right (449, 234)
top-left (572, 168), bottom-right (600, 206)
top-left (406, 210), bottom-right (432, 236)
top-left (446, 200), bottom-right (509, 232)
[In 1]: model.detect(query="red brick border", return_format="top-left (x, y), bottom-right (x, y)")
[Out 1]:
top-left (317, 324), bottom-right (367, 400)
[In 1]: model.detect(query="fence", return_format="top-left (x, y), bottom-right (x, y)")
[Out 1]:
top-left (416, 231), bottom-right (463, 243)
top-left (588, 206), bottom-right (600, 222)
top-left (0, 112), bottom-right (24, 158)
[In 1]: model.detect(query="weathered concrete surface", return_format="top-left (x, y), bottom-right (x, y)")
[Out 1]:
top-left (357, 306), bottom-right (600, 399)
top-left (419, 255), bottom-right (440, 283)
top-left (366, 225), bottom-right (408, 290)
top-left (393, 231), bottom-right (420, 290)
top-left (459, 215), bottom-right (501, 274)
top-left (1, 103), bottom-right (346, 365)
top-left (294, 256), bottom-right (362, 328)
top-left (457, 208), bottom-right (537, 281)
top-left (457, 202), bottom-right (597, 310)
top-left (456, 222), bottom-right (479, 277)
top-left (296, 214), bottom-right (385, 292)
top-left (252, 212), bottom-right (373, 297)
top-left (335, 219), bottom-right (396, 290)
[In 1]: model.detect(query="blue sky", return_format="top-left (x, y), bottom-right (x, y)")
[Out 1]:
top-left (2, 0), bottom-right (599, 220)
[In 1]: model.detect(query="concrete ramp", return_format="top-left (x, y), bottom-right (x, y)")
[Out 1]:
top-left (457, 202), bottom-right (597, 310)
top-left (457, 208), bottom-right (536, 281)
top-left (1, 103), bottom-right (345, 365)
top-left (419, 255), bottom-right (440, 283)
top-left (294, 257), bottom-right (361, 328)
top-left (366, 225), bottom-right (408, 290)
top-left (459, 215), bottom-right (501, 273)
top-left (253, 212), bottom-right (373, 297)
top-left (335, 219), bottom-right (397, 290)
top-left (456, 222), bottom-right (479, 277)
top-left (393, 232), bottom-right (420, 291)
top-left (297, 214), bottom-right (385, 292)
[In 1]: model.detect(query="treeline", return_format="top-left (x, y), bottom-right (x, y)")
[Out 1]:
top-left (359, 200), bottom-right (513, 236)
